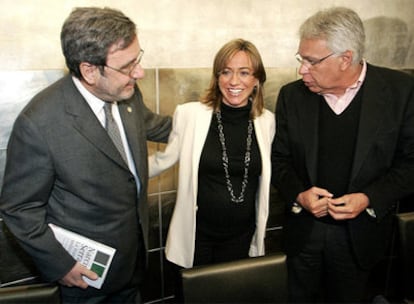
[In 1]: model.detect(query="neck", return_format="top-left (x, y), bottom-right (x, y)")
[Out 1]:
top-left (330, 62), bottom-right (363, 97)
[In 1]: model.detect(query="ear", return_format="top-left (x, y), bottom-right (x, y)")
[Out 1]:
top-left (339, 50), bottom-right (353, 70)
top-left (79, 62), bottom-right (100, 85)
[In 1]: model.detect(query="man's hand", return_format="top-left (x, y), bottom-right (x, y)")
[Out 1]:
top-left (328, 193), bottom-right (370, 220)
top-left (296, 186), bottom-right (333, 218)
top-left (59, 262), bottom-right (98, 289)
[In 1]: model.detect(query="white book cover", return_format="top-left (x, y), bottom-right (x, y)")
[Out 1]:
top-left (49, 223), bottom-right (116, 289)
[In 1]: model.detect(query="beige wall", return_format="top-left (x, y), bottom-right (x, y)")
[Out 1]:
top-left (1, 0), bottom-right (413, 70)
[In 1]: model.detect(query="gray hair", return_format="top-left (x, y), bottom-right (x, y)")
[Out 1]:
top-left (61, 7), bottom-right (137, 78)
top-left (299, 7), bottom-right (365, 64)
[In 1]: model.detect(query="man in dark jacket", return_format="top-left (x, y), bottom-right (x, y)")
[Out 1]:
top-left (0, 7), bottom-right (171, 303)
top-left (271, 6), bottom-right (414, 303)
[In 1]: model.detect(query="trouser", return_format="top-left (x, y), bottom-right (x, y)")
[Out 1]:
top-left (287, 220), bottom-right (370, 303)
top-left (193, 227), bottom-right (254, 266)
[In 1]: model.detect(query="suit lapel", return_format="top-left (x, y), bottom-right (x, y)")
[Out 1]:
top-left (63, 77), bottom-right (129, 169)
top-left (193, 105), bottom-right (213, 161)
top-left (350, 65), bottom-right (389, 180)
top-left (300, 89), bottom-right (320, 184)
top-left (118, 100), bottom-right (143, 172)
top-left (193, 104), bottom-right (213, 198)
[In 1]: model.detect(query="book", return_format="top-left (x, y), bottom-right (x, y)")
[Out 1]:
top-left (48, 223), bottom-right (116, 289)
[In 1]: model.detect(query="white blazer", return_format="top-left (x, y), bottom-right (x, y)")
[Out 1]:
top-left (149, 101), bottom-right (276, 268)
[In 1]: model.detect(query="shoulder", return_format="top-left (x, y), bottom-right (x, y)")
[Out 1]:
top-left (19, 76), bottom-right (72, 120)
top-left (278, 79), bottom-right (312, 102)
top-left (281, 79), bottom-right (305, 91)
top-left (177, 101), bottom-right (210, 110)
top-left (175, 101), bottom-right (212, 116)
top-left (258, 108), bottom-right (275, 122)
top-left (32, 75), bottom-right (73, 103)
top-left (367, 64), bottom-right (414, 87)
top-left (256, 109), bottom-right (276, 132)
top-left (262, 108), bottom-right (275, 116)
top-left (171, 101), bottom-right (212, 130)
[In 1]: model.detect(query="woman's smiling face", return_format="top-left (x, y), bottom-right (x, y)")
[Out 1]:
top-left (218, 51), bottom-right (259, 108)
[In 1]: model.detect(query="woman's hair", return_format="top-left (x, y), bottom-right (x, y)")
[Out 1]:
top-left (299, 7), bottom-right (365, 64)
top-left (201, 38), bottom-right (266, 118)
top-left (61, 7), bottom-right (137, 78)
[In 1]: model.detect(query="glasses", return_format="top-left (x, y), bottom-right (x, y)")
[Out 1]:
top-left (295, 52), bottom-right (335, 67)
top-left (218, 68), bottom-right (255, 80)
top-left (104, 49), bottom-right (144, 77)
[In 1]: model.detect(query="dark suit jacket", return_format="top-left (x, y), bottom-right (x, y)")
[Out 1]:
top-left (0, 75), bottom-right (172, 296)
top-left (272, 64), bottom-right (414, 269)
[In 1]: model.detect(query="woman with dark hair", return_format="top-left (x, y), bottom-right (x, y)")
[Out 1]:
top-left (149, 38), bottom-right (275, 268)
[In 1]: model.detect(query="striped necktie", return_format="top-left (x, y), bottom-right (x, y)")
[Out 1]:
top-left (104, 102), bottom-right (128, 163)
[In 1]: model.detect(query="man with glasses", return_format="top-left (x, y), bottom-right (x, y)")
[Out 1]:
top-left (0, 7), bottom-right (171, 303)
top-left (271, 6), bottom-right (414, 303)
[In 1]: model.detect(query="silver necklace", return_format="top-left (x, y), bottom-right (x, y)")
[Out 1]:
top-left (215, 110), bottom-right (253, 203)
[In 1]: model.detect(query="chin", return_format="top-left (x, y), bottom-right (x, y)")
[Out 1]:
top-left (308, 86), bottom-right (323, 94)
top-left (121, 87), bottom-right (135, 99)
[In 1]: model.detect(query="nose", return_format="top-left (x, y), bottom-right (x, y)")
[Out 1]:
top-left (130, 63), bottom-right (145, 80)
top-left (298, 62), bottom-right (309, 75)
top-left (229, 72), bottom-right (240, 84)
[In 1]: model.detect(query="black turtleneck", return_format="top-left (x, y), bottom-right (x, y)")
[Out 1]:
top-left (196, 102), bottom-right (261, 241)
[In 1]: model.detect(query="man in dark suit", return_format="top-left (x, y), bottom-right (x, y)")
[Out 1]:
top-left (271, 7), bottom-right (414, 303)
top-left (0, 7), bottom-right (171, 303)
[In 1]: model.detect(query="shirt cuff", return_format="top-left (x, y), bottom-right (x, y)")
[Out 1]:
top-left (291, 202), bottom-right (303, 214)
top-left (366, 208), bottom-right (376, 218)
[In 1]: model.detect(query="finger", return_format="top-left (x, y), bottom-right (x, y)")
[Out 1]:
top-left (328, 197), bottom-right (347, 207)
top-left (313, 187), bottom-right (334, 198)
top-left (315, 205), bottom-right (329, 217)
top-left (83, 269), bottom-right (99, 281)
top-left (76, 278), bottom-right (89, 289)
top-left (329, 205), bottom-right (346, 215)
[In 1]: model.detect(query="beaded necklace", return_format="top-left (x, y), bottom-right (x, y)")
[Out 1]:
top-left (215, 110), bottom-right (253, 203)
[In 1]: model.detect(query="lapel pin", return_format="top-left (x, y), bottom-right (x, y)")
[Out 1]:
top-left (127, 106), bottom-right (132, 113)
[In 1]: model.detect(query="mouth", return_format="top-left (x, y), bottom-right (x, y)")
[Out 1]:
top-left (302, 79), bottom-right (315, 87)
top-left (228, 88), bottom-right (243, 96)
top-left (125, 82), bottom-right (135, 89)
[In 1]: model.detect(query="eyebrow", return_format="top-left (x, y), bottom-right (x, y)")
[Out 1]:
top-left (301, 55), bottom-right (317, 61)
top-left (223, 66), bottom-right (252, 70)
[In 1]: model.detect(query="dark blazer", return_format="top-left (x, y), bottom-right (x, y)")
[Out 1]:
top-left (272, 64), bottom-right (414, 269)
top-left (0, 75), bottom-right (171, 297)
